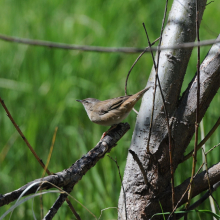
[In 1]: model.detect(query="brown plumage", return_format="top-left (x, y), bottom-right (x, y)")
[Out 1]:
top-left (76, 87), bottom-right (151, 126)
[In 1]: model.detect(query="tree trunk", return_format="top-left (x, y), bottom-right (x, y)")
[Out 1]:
top-left (118, 0), bottom-right (220, 219)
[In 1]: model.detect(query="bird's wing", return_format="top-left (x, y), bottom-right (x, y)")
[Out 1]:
top-left (97, 96), bottom-right (131, 115)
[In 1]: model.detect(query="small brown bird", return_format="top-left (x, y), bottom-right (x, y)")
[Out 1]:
top-left (76, 87), bottom-right (151, 128)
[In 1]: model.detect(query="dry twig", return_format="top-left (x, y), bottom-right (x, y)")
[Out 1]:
top-left (182, 117), bottom-right (220, 162)
top-left (0, 98), bottom-right (80, 219)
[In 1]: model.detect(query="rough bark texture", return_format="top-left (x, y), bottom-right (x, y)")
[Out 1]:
top-left (0, 123), bottom-right (130, 207)
top-left (160, 162), bottom-right (220, 211)
top-left (117, 1), bottom-right (220, 219)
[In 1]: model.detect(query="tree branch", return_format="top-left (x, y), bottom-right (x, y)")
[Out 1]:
top-left (172, 34), bottom-right (220, 167)
top-left (159, 162), bottom-right (220, 211)
top-left (182, 117), bottom-right (220, 162)
top-left (0, 123), bottom-right (130, 208)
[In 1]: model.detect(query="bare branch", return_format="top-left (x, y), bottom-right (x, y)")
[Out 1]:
top-left (0, 33), bottom-right (220, 53)
top-left (176, 181), bottom-right (220, 219)
top-left (172, 34), bottom-right (220, 167)
top-left (0, 123), bottom-right (130, 208)
top-left (168, 163), bottom-right (204, 219)
top-left (153, 162), bottom-right (220, 214)
top-left (0, 97), bottom-right (51, 175)
top-left (182, 117), bottom-right (220, 162)
top-left (0, 33), bottom-right (144, 53)
top-left (124, 37), bottom-right (160, 95)
top-left (206, 143), bottom-right (220, 155)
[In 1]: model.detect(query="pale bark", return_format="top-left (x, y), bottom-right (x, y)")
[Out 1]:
top-left (118, 0), bottom-right (220, 219)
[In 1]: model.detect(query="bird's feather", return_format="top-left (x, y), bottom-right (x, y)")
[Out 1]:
top-left (97, 96), bottom-right (131, 115)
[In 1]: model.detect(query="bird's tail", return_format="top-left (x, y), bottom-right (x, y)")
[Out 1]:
top-left (122, 86), bottom-right (151, 108)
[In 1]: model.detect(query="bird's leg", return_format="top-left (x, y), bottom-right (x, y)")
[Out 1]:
top-left (101, 124), bottom-right (118, 140)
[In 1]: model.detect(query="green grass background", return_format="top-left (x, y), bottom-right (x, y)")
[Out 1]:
top-left (0, 0), bottom-right (220, 219)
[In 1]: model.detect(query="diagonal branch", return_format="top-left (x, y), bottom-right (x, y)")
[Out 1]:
top-left (172, 34), bottom-right (220, 167)
top-left (0, 123), bottom-right (130, 208)
top-left (182, 117), bottom-right (220, 162)
top-left (176, 181), bottom-right (220, 219)
top-left (0, 97), bottom-right (50, 174)
top-left (158, 162), bottom-right (220, 211)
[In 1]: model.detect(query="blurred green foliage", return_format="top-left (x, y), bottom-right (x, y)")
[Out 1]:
top-left (0, 0), bottom-right (220, 219)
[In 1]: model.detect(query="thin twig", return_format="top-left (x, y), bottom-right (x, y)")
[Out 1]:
top-left (124, 37), bottom-right (160, 95)
top-left (143, 0), bottom-right (175, 212)
top-left (142, 24), bottom-right (157, 68)
top-left (175, 181), bottom-right (220, 219)
top-left (146, 2), bottom-right (171, 152)
top-left (124, 37), bottom-right (160, 114)
top-left (145, 0), bottom-right (169, 157)
top-left (0, 98), bottom-right (80, 219)
top-left (0, 33), bottom-right (219, 53)
top-left (205, 143), bottom-right (220, 155)
top-left (200, 120), bottom-right (216, 217)
top-left (142, 24), bottom-right (171, 154)
top-left (183, 117), bottom-right (220, 162)
top-left (210, 194), bottom-right (220, 212)
top-left (98, 207), bottom-right (118, 220)
top-left (142, 25), bottom-right (158, 148)
top-left (39, 181), bottom-right (96, 220)
top-left (203, 147), bottom-right (219, 219)
top-left (0, 97), bottom-right (51, 174)
top-left (202, 149), bottom-right (211, 192)
top-left (108, 155), bottom-right (127, 220)
top-left (42, 127), bottom-right (58, 177)
top-left (206, 1), bottom-right (214, 6)
top-left (176, 143), bottom-right (220, 219)
top-left (186, 0), bottom-right (200, 209)
top-left (168, 163), bottom-right (204, 220)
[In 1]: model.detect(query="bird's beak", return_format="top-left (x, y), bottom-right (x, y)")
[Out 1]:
top-left (76, 100), bottom-right (82, 103)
